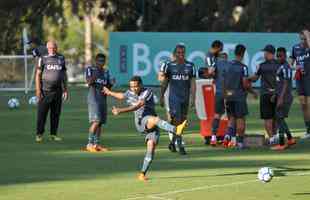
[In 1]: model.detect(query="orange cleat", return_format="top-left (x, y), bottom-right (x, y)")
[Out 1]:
top-left (94, 144), bottom-right (109, 152)
top-left (287, 138), bottom-right (297, 146)
top-left (138, 173), bottom-right (148, 181)
top-left (227, 141), bottom-right (236, 148)
top-left (270, 144), bottom-right (288, 151)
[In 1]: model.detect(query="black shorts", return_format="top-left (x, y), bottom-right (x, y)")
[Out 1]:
top-left (226, 100), bottom-right (248, 118)
top-left (260, 94), bottom-right (276, 119)
top-left (296, 79), bottom-right (310, 96)
top-left (215, 95), bottom-right (225, 115)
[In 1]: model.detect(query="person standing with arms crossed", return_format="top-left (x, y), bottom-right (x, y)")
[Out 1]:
top-left (35, 40), bottom-right (68, 142)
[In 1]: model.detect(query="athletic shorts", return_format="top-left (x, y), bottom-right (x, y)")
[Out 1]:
top-left (260, 94), bottom-right (276, 119)
top-left (144, 131), bottom-right (160, 145)
top-left (88, 103), bottom-right (107, 124)
top-left (296, 79), bottom-right (310, 96)
top-left (276, 96), bottom-right (293, 119)
top-left (226, 100), bottom-right (248, 118)
top-left (135, 115), bottom-right (160, 144)
top-left (215, 95), bottom-right (225, 115)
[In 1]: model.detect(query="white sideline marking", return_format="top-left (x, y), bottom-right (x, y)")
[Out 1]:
top-left (121, 171), bottom-right (310, 200)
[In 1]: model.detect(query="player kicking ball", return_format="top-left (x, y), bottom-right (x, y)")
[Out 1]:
top-left (102, 76), bottom-right (187, 181)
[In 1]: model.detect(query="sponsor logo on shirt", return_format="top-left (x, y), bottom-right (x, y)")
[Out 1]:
top-left (172, 74), bottom-right (189, 80)
top-left (46, 64), bottom-right (62, 70)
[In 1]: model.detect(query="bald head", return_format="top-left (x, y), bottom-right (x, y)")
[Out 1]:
top-left (46, 41), bottom-right (57, 55)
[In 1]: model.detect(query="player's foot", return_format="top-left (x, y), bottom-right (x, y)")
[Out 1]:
top-left (287, 138), bottom-right (297, 146)
top-left (270, 144), bottom-right (288, 151)
top-left (35, 135), bottom-right (43, 143)
top-left (237, 142), bottom-right (245, 150)
top-left (222, 134), bottom-right (231, 148)
top-left (269, 135), bottom-right (278, 145)
top-left (49, 135), bottom-right (62, 141)
top-left (176, 120), bottom-right (187, 136)
top-left (168, 143), bottom-right (177, 153)
top-left (86, 144), bottom-right (98, 152)
top-left (179, 147), bottom-right (187, 155)
top-left (210, 135), bottom-right (217, 146)
top-left (137, 173), bottom-right (148, 181)
top-left (94, 144), bottom-right (109, 152)
top-left (302, 133), bottom-right (310, 139)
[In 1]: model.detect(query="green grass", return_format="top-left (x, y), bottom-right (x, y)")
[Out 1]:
top-left (0, 86), bottom-right (310, 200)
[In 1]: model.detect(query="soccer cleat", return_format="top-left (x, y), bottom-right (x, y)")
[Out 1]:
top-left (302, 133), bottom-right (310, 139)
top-left (35, 135), bottom-right (43, 143)
top-left (86, 144), bottom-right (98, 152)
top-left (168, 143), bottom-right (177, 153)
top-left (222, 139), bottom-right (230, 148)
top-left (270, 144), bottom-right (288, 151)
top-left (210, 136), bottom-right (217, 146)
top-left (287, 138), bottom-right (297, 146)
top-left (176, 120), bottom-right (187, 136)
top-left (138, 173), bottom-right (148, 181)
top-left (94, 144), bottom-right (109, 152)
top-left (269, 135), bottom-right (278, 145)
top-left (49, 135), bottom-right (62, 141)
top-left (179, 147), bottom-right (187, 155)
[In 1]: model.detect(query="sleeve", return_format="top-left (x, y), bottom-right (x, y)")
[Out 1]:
top-left (62, 57), bottom-right (67, 71)
top-left (205, 54), bottom-right (215, 68)
top-left (37, 57), bottom-right (44, 71)
top-left (85, 67), bottom-right (92, 80)
top-left (138, 89), bottom-right (153, 101)
top-left (124, 90), bottom-right (131, 100)
top-left (255, 64), bottom-right (261, 76)
top-left (291, 46), bottom-right (296, 60)
top-left (106, 70), bottom-right (115, 88)
top-left (242, 65), bottom-right (249, 78)
top-left (191, 63), bottom-right (197, 78)
top-left (283, 66), bottom-right (291, 80)
top-left (159, 61), bottom-right (169, 74)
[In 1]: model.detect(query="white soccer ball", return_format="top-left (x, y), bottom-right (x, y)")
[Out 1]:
top-left (8, 98), bottom-right (20, 109)
top-left (28, 96), bottom-right (38, 105)
top-left (258, 167), bottom-right (274, 183)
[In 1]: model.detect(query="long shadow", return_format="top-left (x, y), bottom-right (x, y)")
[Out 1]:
top-left (292, 193), bottom-right (310, 196)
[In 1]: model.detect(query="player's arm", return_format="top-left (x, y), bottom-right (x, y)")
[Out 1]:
top-left (35, 58), bottom-right (43, 101)
top-left (62, 58), bottom-right (68, 100)
top-left (102, 86), bottom-right (125, 100)
top-left (247, 65), bottom-right (261, 82)
top-left (190, 77), bottom-right (196, 107)
top-left (242, 66), bottom-right (257, 98)
top-left (112, 100), bottom-right (145, 115)
top-left (277, 68), bottom-right (290, 108)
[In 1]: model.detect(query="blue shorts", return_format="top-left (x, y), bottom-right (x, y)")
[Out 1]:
top-left (88, 103), bottom-right (107, 124)
top-left (167, 100), bottom-right (189, 122)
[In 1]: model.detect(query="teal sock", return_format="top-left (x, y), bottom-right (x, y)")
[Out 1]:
top-left (94, 134), bottom-right (100, 145)
top-left (88, 133), bottom-right (95, 144)
top-left (141, 150), bottom-right (154, 174)
top-left (156, 119), bottom-right (176, 133)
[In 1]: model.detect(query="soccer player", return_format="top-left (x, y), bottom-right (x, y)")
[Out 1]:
top-left (271, 47), bottom-right (296, 150)
top-left (158, 43), bottom-right (196, 155)
top-left (102, 76), bottom-right (187, 181)
top-left (291, 29), bottom-right (310, 139)
top-left (199, 40), bottom-right (227, 146)
top-left (84, 53), bottom-right (114, 152)
top-left (224, 44), bottom-right (255, 149)
top-left (35, 40), bottom-right (68, 142)
top-left (248, 44), bottom-right (279, 145)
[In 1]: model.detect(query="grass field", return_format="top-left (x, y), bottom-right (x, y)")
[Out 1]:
top-left (0, 86), bottom-right (310, 200)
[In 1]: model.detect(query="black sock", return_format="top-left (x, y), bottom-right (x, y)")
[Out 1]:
top-left (277, 118), bottom-right (286, 145)
top-left (211, 118), bottom-right (220, 135)
top-left (305, 121), bottom-right (310, 133)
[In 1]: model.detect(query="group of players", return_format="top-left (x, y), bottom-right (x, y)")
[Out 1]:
top-left (34, 29), bottom-right (310, 181)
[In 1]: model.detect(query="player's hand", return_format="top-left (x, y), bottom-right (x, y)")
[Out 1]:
top-left (277, 97), bottom-right (284, 108)
top-left (208, 67), bottom-right (215, 76)
top-left (112, 106), bottom-right (120, 115)
top-left (102, 87), bottom-right (111, 95)
top-left (36, 91), bottom-right (42, 102)
top-left (62, 89), bottom-right (68, 101)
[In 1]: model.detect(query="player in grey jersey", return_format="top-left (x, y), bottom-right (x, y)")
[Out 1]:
top-left (103, 76), bottom-right (187, 181)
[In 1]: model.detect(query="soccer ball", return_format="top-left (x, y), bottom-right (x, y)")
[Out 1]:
top-left (8, 98), bottom-right (20, 109)
top-left (28, 96), bottom-right (38, 105)
top-left (258, 167), bottom-right (274, 183)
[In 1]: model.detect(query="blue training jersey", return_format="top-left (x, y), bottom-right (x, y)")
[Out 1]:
top-left (291, 43), bottom-right (310, 67)
top-left (160, 60), bottom-right (196, 103)
top-left (85, 66), bottom-right (113, 104)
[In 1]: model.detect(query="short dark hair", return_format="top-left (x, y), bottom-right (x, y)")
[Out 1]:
top-left (173, 43), bottom-right (186, 54)
top-left (96, 53), bottom-right (106, 60)
top-left (234, 44), bottom-right (246, 56)
top-left (130, 76), bottom-right (143, 85)
top-left (211, 40), bottom-right (223, 49)
top-left (277, 47), bottom-right (287, 55)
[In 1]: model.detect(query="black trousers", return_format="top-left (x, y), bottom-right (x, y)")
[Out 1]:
top-left (36, 90), bottom-right (62, 136)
